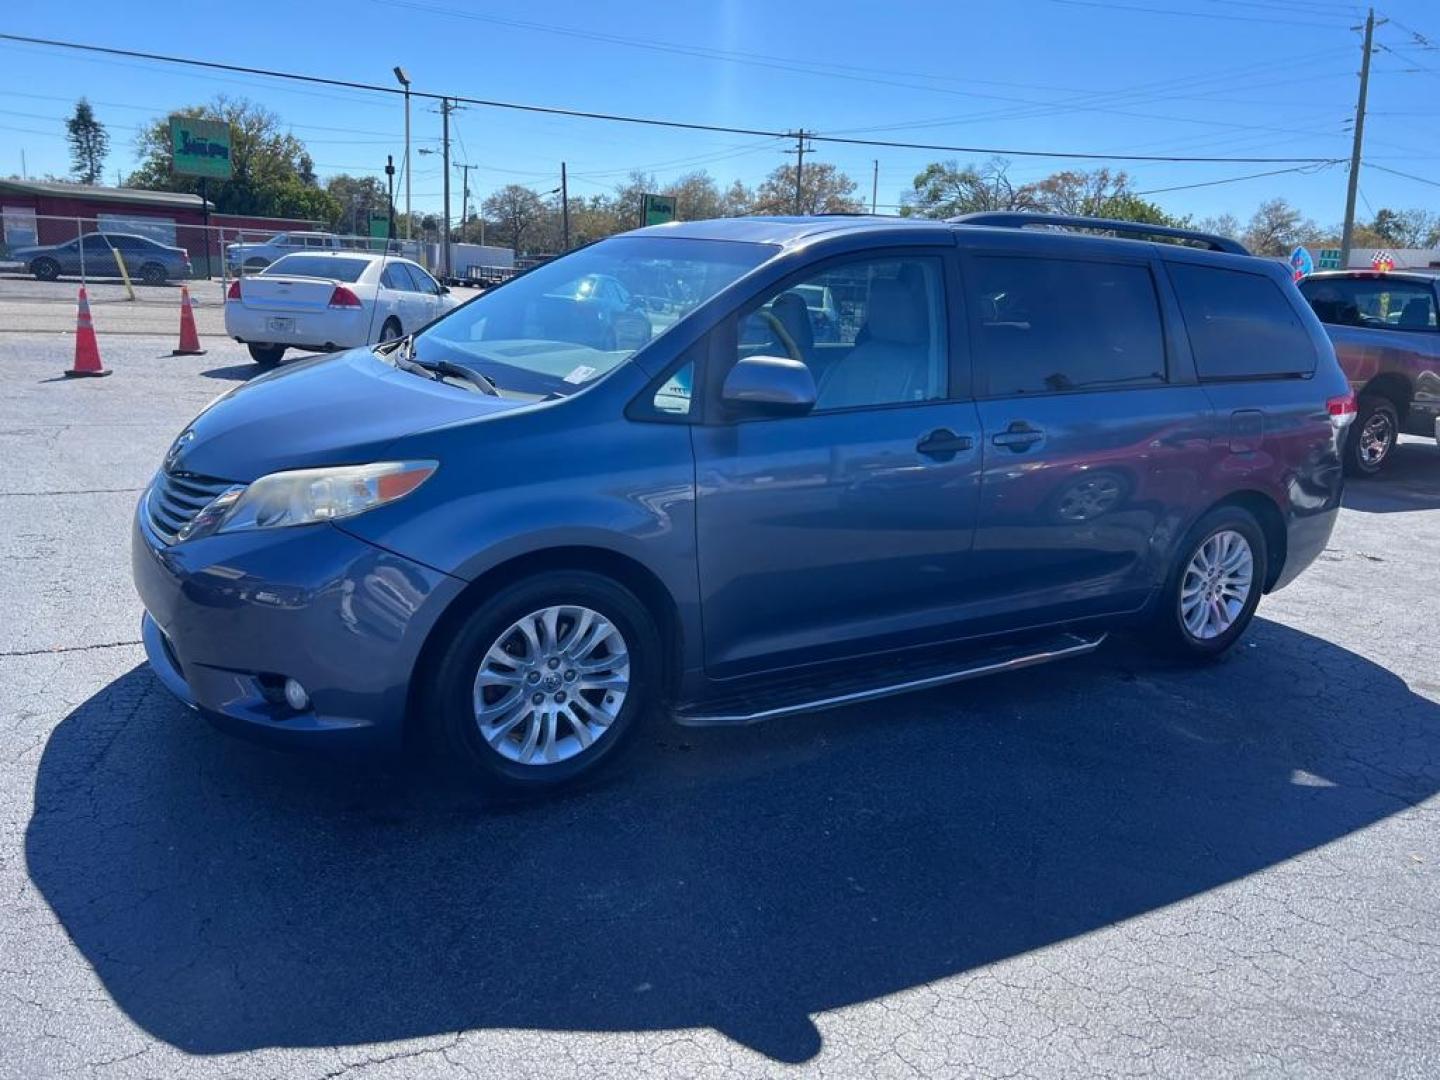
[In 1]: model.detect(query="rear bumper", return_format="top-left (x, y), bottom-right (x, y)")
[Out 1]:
top-left (132, 493), bottom-right (466, 752)
top-left (223, 305), bottom-right (370, 351)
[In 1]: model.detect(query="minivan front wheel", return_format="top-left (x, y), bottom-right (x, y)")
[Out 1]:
top-left (429, 572), bottom-right (659, 791)
top-left (1152, 506), bottom-right (1267, 661)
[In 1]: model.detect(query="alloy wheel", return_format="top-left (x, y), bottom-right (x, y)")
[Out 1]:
top-left (1179, 529), bottom-right (1254, 641)
top-left (472, 605), bottom-right (630, 765)
top-left (1357, 410), bottom-right (1394, 468)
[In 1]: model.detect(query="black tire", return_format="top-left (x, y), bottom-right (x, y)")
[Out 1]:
top-left (247, 343), bottom-right (286, 367)
top-left (32, 257), bottom-right (60, 282)
top-left (1343, 395), bottom-right (1399, 477)
top-left (138, 262), bottom-right (167, 286)
top-left (426, 571), bottom-right (660, 793)
top-left (1149, 505), bottom-right (1268, 662)
top-left (378, 317), bottom-right (403, 343)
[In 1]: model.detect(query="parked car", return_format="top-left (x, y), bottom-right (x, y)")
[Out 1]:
top-left (224, 252), bottom-right (460, 366)
top-left (225, 231), bottom-right (347, 273)
top-left (134, 213), bottom-right (1351, 792)
top-left (12, 232), bottom-right (192, 285)
top-left (542, 272), bottom-right (654, 351)
top-left (1298, 269), bottom-right (1440, 475)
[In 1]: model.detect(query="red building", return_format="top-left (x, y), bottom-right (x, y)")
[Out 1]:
top-left (0, 179), bottom-right (322, 275)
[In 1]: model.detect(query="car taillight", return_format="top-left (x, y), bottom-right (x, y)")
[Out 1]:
top-left (328, 286), bottom-right (362, 309)
top-left (226, 278), bottom-right (241, 301)
top-left (1327, 392), bottom-right (1357, 427)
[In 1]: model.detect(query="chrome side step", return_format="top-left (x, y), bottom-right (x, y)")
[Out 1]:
top-left (675, 631), bottom-right (1107, 727)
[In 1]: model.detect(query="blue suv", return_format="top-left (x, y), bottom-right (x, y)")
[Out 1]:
top-left (133, 213), bottom-right (1354, 790)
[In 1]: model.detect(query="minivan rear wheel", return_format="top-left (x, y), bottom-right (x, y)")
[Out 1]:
top-left (427, 572), bottom-right (659, 791)
top-left (1343, 395), bottom-right (1399, 477)
top-left (1151, 506), bottom-right (1267, 661)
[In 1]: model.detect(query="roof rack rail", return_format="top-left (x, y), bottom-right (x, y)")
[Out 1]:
top-left (950, 212), bottom-right (1250, 256)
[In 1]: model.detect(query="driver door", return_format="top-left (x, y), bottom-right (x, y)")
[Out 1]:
top-left (692, 250), bottom-right (983, 679)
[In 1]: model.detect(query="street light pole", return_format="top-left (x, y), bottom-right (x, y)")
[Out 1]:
top-left (393, 67), bottom-right (412, 241)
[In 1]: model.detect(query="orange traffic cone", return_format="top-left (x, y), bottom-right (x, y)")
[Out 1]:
top-left (64, 287), bottom-right (110, 378)
top-left (171, 286), bottom-right (206, 356)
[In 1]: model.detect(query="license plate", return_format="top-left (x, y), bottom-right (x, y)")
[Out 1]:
top-left (266, 316), bottom-right (294, 333)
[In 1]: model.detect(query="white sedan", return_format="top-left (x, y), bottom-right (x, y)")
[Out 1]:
top-left (224, 252), bottom-right (462, 366)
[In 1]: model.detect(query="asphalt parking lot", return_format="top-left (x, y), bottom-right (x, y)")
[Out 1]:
top-left (1, 327), bottom-right (1438, 1079)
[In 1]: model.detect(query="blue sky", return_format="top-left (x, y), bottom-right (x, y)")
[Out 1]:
top-left (3, 0), bottom-right (1439, 228)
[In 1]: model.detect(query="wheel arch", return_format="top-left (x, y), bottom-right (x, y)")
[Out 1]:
top-left (1358, 371), bottom-right (1413, 417)
top-left (405, 544), bottom-right (685, 740)
top-left (1209, 490), bottom-right (1287, 593)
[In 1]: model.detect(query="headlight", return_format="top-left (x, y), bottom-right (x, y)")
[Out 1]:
top-left (178, 461), bottom-right (436, 541)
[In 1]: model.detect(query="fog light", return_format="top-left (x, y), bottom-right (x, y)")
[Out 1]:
top-left (283, 678), bottom-right (310, 712)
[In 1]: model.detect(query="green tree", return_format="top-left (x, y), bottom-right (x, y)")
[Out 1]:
top-left (666, 170), bottom-right (724, 221)
top-left (65, 98), bottom-right (109, 185)
top-left (1371, 207), bottom-right (1440, 249)
top-left (324, 174), bottom-right (389, 234)
top-left (127, 97), bottom-right (340, 222)
top-left (902, 157), bottom-right (1033, 218)
top-left (481, 184), bottom-right (548, 253)
top-left (1242, 198), bottom-right (1324, 256)
top-left (755, 161), bottom-right (862, 215)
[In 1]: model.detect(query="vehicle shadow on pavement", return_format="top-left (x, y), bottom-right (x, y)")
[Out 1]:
top-left (1343, 439), bottom-right (1440, 514)
top-left (24, 618), bottom-right (1440, 1062)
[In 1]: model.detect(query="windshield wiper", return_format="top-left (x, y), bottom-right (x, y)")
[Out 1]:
top-left (418, 356), bottom-right (501, 396)
top-left (383, 335), bottom-right (501, 396)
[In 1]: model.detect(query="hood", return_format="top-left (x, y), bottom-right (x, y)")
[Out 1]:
top-left (168, 347), bottom-right (527, 482)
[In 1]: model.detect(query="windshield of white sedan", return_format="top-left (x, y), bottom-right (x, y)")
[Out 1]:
top-left (263, 255), bottom-right (368, 281)
top-left (412, 237), bottom-right (772, 395)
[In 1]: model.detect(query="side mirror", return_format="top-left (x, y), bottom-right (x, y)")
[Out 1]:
top-left (721, 355), bottom-right (817, 417)
top-left (438, 284), bottom-right (451, 295)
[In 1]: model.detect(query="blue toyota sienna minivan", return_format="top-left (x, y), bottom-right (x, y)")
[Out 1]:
top-left (133, 213), bottom-right (1354, 790)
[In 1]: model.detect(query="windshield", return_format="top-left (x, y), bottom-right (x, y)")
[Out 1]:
top-left (412, 236), bottom-right (773, 396)
top-left (263, 255), bottom-right (369, 282)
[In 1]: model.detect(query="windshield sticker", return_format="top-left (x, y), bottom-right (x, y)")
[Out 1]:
top-left (563, 364), bottom-right (597, 384)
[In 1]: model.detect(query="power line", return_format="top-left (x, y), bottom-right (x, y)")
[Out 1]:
top-left (1367, 163), bottom-right (1440, 189)
top-left (0, 32), bottom-right (1342, 165)
top-left (1041, 0), bottom-right (1355, 28)
top-left (1133, 162), bottom-right (1338, 194)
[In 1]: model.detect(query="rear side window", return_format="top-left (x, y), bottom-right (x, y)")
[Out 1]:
top-left (1299, 276), bottom-right (1436, 330)
top-left (968, 256), bottom-right (1167, 396)
top-left (1169, 264), bottom-right (1315, 379)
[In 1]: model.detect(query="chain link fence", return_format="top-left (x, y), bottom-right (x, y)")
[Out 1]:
top-left (0, 213), bottom-right (519, 310)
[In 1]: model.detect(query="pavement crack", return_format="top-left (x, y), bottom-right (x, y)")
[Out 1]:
top-left (0, 640), bottom-right (142, 658)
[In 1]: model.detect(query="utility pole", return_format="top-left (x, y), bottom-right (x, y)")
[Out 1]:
top-left (871, 159), bottom-right (879, 215)
top-left (1341, 8), bottom-right (1379, 269)
top-left (393, 67), bottom-right (412, 240)
top-left (793, 129), bottom-right (807, 215)
top-left (385, 154), bottom-right (396, 241)
top-left (454, 162), bottom-right (478, 244)
top-left (561, 161), bottom-right (570, 251)
top-left (440, 97), bottom-right (452, 279)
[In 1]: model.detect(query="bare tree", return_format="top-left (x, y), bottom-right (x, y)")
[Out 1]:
top-left (902, 157), bottom-right (1033, 218)
top-left (755, 161), bottom-right (862, 215)
top-left (481, 184), bottom-right (547, 254)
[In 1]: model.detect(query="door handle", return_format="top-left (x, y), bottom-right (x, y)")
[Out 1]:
top-left (992, 423), bottom-right (1045, 452)
top-left (916, 428), bottom-right (974, 460)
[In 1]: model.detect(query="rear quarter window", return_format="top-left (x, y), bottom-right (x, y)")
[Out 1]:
top-left (1168, 263), bottom-right (1315, 380)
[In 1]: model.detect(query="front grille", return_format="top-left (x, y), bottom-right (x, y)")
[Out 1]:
top-left (146, 470), bottom-right (235, 544)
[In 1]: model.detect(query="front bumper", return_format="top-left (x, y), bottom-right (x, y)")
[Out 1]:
top-left (132, 493), bottom-right (466, 751)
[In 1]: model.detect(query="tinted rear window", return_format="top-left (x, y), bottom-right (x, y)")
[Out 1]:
top-left (1169, 264), bottom-right (1315, 379)
top-left (1299, 276), bottom-right (1437, 330)
top-left (264, 255), bottom-right (368, 282)
top-left (968, 256), bottom-right (1167, 396)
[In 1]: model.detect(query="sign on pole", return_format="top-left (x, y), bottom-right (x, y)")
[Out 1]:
top-left (169, 117), bottom-right (233, 181)
top-left (641, 193), bottom-right (676, 227)
top-left (1317, 248), bottom-right (1343, 270)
